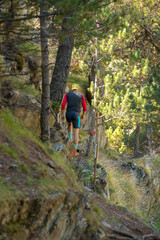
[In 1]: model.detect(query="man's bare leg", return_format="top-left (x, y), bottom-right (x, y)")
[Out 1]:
top-left (73, 128), bottom-right (79, 149)
top-left (68, 123), bottom-right (72, 139)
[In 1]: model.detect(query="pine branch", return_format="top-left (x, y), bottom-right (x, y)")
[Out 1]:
top-left (96, 117), bottom-right (120, 126)
top-left (0, 11), bottom-right (59, 24)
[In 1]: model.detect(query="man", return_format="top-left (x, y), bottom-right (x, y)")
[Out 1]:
top-left (61, 84), bottom-right (87, 155)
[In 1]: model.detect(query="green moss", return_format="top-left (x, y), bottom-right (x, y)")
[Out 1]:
top-left (0, 55), bottom-right (4, 68)
top-left (51, 151), bottom-right (81, 189)
top-left (0, 145), bottom-right (17, 158)
top-left (0, 181), bottom-right (12, 201)
top-left (93, 203), bottom-right (103, 217)
top-left (85, 213), bottom-right (101, 230)
top-left (25, 176), bottom-right (35, 187)
top-left (7, 223), bottom-right (21, 233)
top-left (36, 175), bottom-right (68, 195)
top-left (108, 216), bottom-right (119, 223)
top-left (18, 164), bottom-right (29, 173)
top-left (0, 181), bottom-right (22, 203)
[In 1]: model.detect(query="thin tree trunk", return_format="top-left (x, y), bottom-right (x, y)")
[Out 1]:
top-left (93, 38), bottom-right (98, 184)
top-left (40, 1), bottom-right (50, 142)
top-left (86, 108), bottom-right (95, 156)
top-left (50, 17), bottom-right (74, 110)
top-left (146, 122), bottom-right (153, 155)
top-left (94, 112), bottom-right (100, 183)
top-left (134, 123), bottom-right (140, 158)
top-left (86, 58), bottom-right (96, 156)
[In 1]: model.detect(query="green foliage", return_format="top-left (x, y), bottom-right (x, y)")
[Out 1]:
top-left (67, 75), bottom-right (88, 94)
top-left (68, 74), bottom-right (88, 84)
top-left (51, 102), bottom-right (60, 111)
top-left (11, 77), bottom-right (40, 96)
top-left (105, 126), bottom-right (126, 153)
top-left (124, 128), bottom-right (147, 154)
top-left (79, 130), bottom-right (88, 138)
top-left (69, 0), bottom-right (160, 154)
top-left (18, 42), bottom-right (40, 55)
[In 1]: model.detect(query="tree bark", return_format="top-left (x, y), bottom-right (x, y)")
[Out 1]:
top-left (134, 123), bottom-right (140, 158)
top-left (146, 122), bottom-right (154, 155)
top-left (40, 1), bottom-right (50, 142)
top-left (86, 58), bottom-right (96, 157)
top-left (50, 17), bottom-right (74, 110)
top-left (94, 112), bottom-right (100, 183)
top-left (86, 108), bottom-right (95, 157)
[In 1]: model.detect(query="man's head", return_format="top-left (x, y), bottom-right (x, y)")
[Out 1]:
top-left (72, 84), bottom-right (79, 91)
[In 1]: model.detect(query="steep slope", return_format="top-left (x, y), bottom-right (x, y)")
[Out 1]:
top-left (0, 110), bottom-right (87, 239)
top-left (0, 109), bottom-right (160, 240)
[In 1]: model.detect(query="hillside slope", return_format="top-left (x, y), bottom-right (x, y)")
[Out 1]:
top-left (0, 109), bottom-right (160, 240)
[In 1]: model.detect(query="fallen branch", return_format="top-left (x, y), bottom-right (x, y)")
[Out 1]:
top-left (142, 233), bottom-right (160, 240)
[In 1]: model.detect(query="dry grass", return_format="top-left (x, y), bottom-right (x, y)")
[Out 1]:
top-left (106, 163), bottom-right (146, 214)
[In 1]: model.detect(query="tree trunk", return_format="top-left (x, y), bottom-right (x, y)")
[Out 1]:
top-left (50, 17), bottom-right (74, 110)
top-left (86, 57), bottom-right (96, 157)
top-left (86, 108), bottom-right (95, 157)
top-left (40, 1), bottom-right (50, 142)
top-left (94, 112), bottom-right (100, 183)
top-left (134, 124), bottom-right (140, 158)
top-left (146, 122), bottom-right (154, 155)
top-left (93, 38), bottom-right (98, 184)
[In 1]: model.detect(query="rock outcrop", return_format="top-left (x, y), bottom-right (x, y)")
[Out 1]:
top-left (0, 192), bottom-right (88, 240)
top-left (0, 80), bottom-right (55, 135)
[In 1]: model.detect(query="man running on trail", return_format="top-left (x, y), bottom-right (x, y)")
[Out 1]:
top-left (61, 84), bottom-right (87, 156)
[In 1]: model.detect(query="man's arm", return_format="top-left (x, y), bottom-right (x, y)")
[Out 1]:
top-left (81, 94), bottom-right (87, 119)
top-left (61, 93), bottom-right (67, 111)
top-left (61, 93), bottom-right (67, 121)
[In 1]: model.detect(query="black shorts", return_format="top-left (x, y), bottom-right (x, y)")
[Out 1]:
top-left (66, 111), bottom-right (80, 129)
